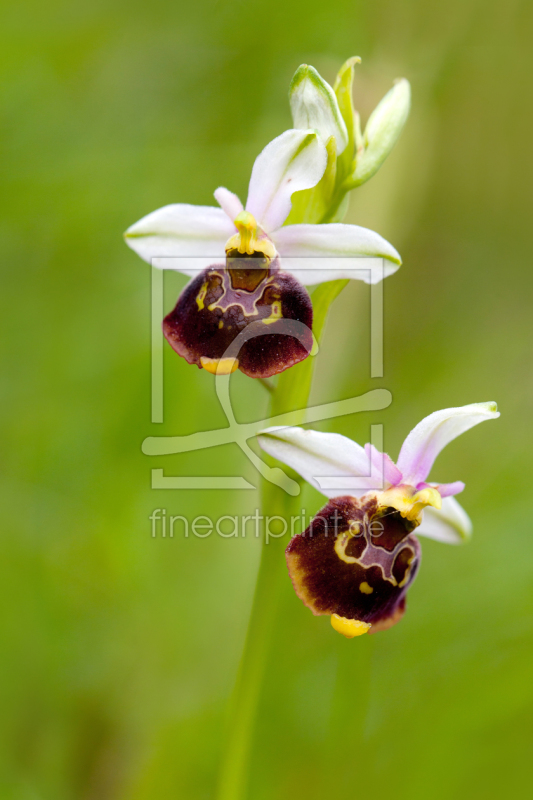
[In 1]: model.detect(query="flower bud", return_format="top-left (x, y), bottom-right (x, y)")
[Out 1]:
top-left (350, 78), bottom-right (411, 187)
top-left (333, 55), bottom-right (361, 179)
top-left (289, 64), bottom-right (349, 155)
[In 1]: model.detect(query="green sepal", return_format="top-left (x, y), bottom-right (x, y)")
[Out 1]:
top-left (333, 56), bottom-right (361, 184)
top-left (290, 64), bottom-right (349, 154)
top-left (326, 192), bottom-right (350, 224)
top-left (348, 78), bottom-right (411, 189)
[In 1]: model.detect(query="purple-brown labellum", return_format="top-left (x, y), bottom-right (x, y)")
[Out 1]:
top-left (163, 255), bottom-right (313, 379)
top-left (286, 495), bottom-right (421, 633)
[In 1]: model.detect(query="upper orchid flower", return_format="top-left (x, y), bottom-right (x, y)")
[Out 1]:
top-left (258, 402), bottom-right (499, 636)
top-left (124, 128), bottom-right (401, 378)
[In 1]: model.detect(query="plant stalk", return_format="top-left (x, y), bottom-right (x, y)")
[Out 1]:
top-left (216, 280), bottom-right (348, 800)
top-left (215, 480), bottom-right (299, 800)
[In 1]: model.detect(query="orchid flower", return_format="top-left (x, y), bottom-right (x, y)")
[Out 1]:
top-left (258, 403), bottom-right (499, 637)
top-left (124, 127), bottom-right (401, 378)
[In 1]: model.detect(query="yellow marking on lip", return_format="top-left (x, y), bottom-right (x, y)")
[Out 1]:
top-left (397, 549), bottom-right (416, 588)
top-left (331, 615), bottom-right (371, 638)
top-left (262, 301), bottom-right (283, 325)
top-left (200, 356), bottom-right (239, 375)
top-left (334, 531), bottom-right (359, 564)
top-left (196, 281), bottom-right (208, 311)
top-left (359, 581), bottom-right (373, 594)
top-left (218, 320), bottom-right (224, 329)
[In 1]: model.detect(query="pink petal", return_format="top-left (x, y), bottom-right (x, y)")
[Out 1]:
top-left (364, 443), bottom-right (403, 487)
top-left (397, 403), bottom-right (499, 485)
top-left (433, 481), bottom-right (465, 498)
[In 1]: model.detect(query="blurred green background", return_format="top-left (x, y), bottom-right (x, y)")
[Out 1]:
top-left (2, 0), bottom-right (532, 797)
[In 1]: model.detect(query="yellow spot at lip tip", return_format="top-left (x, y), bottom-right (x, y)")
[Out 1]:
top-left (200, 356), bottom-right (239, 375)
top-left (331, 614), bottom-right (371, 638)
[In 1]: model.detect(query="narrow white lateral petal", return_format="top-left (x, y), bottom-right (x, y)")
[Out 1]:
top-left (397, 402), bottom-right (500, 486)
top-left (258, 426), bottom-right (382, 498)
top-left (124, 204), bottom-right (234, 273)
top-left (246, 130), bottom-right (328, 233)
top-left (289, 64), bottom-right (349, 154)
top-left (272, 223), bottom-right (401, 285)
top-left (416, 497), bottom-right (472, 544)
top-left (214, 187), bottom-right (244, 221)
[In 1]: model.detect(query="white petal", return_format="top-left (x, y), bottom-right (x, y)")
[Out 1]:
top-left (245, 130), bottom-right (328, 233)
top-left (214, 187), bottom-right (244, 221)
top-left (258, 426), bottom-right (384, 498)
top-left (271, 223), bottom-right (401, 285)
top-left (397, 402), bottom-right (500, 486)
top-left (416, 497), bottom-right (472, 544)
top-left (124, 204), bottom-right (234, 274)
top-left (289, 64), bottom-right (349, 154)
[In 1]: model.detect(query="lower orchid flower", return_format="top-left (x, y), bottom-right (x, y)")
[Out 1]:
top-left (258, 402), bottom-right (499, 636)
top-left (124, 128), bottom-right (401, 378)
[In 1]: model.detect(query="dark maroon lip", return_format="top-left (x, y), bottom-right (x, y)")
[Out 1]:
top-left (162, 260), bottom-right (314, 379)
top-left (286, 495), bottom-right (421, 633)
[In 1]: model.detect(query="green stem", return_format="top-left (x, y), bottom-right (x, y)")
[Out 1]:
top-left (215, 482), bottom-right (300, 800)
top-left (215, 279), bottom-right (348, 800)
